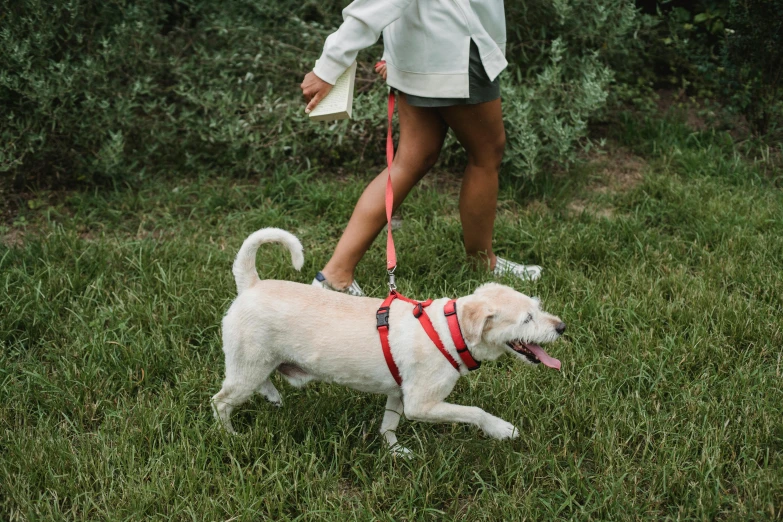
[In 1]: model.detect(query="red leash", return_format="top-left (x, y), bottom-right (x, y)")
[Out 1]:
top-left (374, 81), bottom-right (479, 386)
top-left (384, 88), bottom-right (397, 273)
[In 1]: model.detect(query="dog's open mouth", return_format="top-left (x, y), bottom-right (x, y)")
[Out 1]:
top-left (507, 341), bottom-right (561, 370)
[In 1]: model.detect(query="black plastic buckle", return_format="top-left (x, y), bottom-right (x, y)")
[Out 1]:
top-left (413, 303), bottom-right (424, 318)
top-left (376, 306), bottom-right (390, 329)
top-left (444, 303), bottom-right (457, 316)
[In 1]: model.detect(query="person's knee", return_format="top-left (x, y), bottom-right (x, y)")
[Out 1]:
top-left (468, 132), bottom-right (505, 171)
top-left (398, 147), bottom-right (441, 180)
top-left (490, 131), bottom-right (506, 168)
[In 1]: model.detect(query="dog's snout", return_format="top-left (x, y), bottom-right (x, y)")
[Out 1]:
top-left (555, 322), bottom-right (566, 335)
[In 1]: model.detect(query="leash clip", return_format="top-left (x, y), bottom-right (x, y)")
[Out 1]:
top-left (387, 266), bottom-right (397, 291)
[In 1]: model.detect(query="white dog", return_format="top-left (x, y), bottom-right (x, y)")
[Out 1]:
top-left (212, 228), bottom-right (565, 454)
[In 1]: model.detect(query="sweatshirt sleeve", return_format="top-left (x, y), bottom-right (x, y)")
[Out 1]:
top-left (313, 0), bottom-right (413, 84)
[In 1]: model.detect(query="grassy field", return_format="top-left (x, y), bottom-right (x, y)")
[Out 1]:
top-left (1, 114), bottom-right (782, 520)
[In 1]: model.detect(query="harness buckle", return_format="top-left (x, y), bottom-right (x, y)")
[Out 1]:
top-left (376, 306), bottom-right (390, 329)
top-left (412, 302), bottom-right (423, 318)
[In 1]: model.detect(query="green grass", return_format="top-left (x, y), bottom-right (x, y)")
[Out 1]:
top-left (1, 116), bottom-right (782, 520)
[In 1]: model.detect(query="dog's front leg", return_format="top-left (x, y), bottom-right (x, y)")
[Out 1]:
top-left (405, 401), bottom-right (519, 440)
top-left (380, 394), bottom-right (411, 456)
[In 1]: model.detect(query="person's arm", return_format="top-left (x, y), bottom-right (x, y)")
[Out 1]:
top-left (302, 0), bottom-right (413, 112)
top-left (315, 0), bottom-right (412, 84)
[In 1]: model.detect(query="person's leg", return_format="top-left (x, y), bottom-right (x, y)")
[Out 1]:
top-left (319, 95), bottom-right (448, 289)
top-left (437, 98), bottom-right (505, 270)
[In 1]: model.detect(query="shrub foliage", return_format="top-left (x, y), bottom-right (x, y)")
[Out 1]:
top-left (724, 0), bottom-right (783, 136)
top-left (1, 0), bottom-right (639, 186)
top-left (498, 0), bottom-right (637, 176)
top-left (614, 0), bottom-right (782, 138)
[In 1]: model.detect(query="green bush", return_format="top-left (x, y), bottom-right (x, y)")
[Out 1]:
top-left (0, 0), bottom-right (359, 186)
top-left (0, 0), bottom-right (639, 187)
top-left (459, 0), bottom-right (638, 177)
top-left (604, 1), bottom-right (728, 108)
top-left (723, 0), bottom-right (783, 136)
top-left (1, 0), bottom-right (176, 184)
top-left (610, 0), bottom-right (782, 140)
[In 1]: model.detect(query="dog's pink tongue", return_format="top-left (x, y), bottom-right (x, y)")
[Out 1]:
top-left (527, 344), bottom-right (561, 370)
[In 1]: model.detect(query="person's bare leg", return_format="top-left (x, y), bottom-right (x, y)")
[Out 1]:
top-left (320, 96), bottom-right (448, 289)
top-left (438, 98), bottom-right (505, 270)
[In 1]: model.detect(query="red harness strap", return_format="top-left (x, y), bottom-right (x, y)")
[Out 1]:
top-left (377, 293), bottom-right (484, 386)
top-left (411, 302), bottom-right (461, 371)
top-left (376, 293), bottom-right (401, 385)
top-left (444, 300), bottom-right (481, 371)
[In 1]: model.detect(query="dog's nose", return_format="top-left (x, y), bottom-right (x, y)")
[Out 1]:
top-left (555, 322), bottom-right (566, 335)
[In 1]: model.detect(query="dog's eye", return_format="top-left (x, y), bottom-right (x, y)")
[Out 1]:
top-left (523, 313), bottom-right (533, 324)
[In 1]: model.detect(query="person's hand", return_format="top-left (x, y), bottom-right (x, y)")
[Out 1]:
top-left (300, 71), bottom-right (333, 113)
top-left (374, 60), bottom-right (388, 80)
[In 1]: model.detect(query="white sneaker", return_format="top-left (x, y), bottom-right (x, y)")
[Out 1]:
top-left (312, 271), bottom-right (365, 297)
top-left (493, 256), bottom-right (542, 282)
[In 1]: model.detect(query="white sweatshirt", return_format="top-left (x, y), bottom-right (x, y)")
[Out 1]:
top-left (313, 0), bottom-right (507, 98)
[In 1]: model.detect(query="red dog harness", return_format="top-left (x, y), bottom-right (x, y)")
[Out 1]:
top-left (376, 293), bottom-right (480, 386)
top-left (375, 87), bottom-right (480, 386)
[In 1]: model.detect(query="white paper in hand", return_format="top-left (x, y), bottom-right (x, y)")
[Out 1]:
top-left (308, 62), bottom-right (357, 122)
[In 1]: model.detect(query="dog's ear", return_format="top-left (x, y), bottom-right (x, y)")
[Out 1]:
top-left (459, 298), bottom-right (496, 346)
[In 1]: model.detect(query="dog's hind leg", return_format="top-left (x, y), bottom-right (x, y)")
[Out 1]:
top-left (380, 394), bottom-right (411, 457)
top-left (211, 380), bottom-right (255, 434)
top-left (212, 351), bottom-right (278, 433)
top-left (256, 379), bottom-right (282, 407)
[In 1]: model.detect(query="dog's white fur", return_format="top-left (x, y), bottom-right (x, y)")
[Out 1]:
top-left (212, 228), bottom-right (564, 454)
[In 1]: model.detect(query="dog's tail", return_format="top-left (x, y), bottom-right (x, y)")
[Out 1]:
top-left (233, 228), bottom-right (304, 295)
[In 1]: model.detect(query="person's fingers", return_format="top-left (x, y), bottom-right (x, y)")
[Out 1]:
top-left (300, 79), bottom-right (311, 102)
top-left (301, 72), bottom-right (322, 102)
top-left (301, 71), bottom-right (332, 112)
top-left (305, 92), bottom-right (322, 113)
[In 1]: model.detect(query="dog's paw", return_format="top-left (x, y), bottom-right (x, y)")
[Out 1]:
top-left (483, 419), bottom-right (519, 440)
top-left (390, 445), bottom-right (413, 459)
top-left (211, 400), bottom-right (237, 434)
